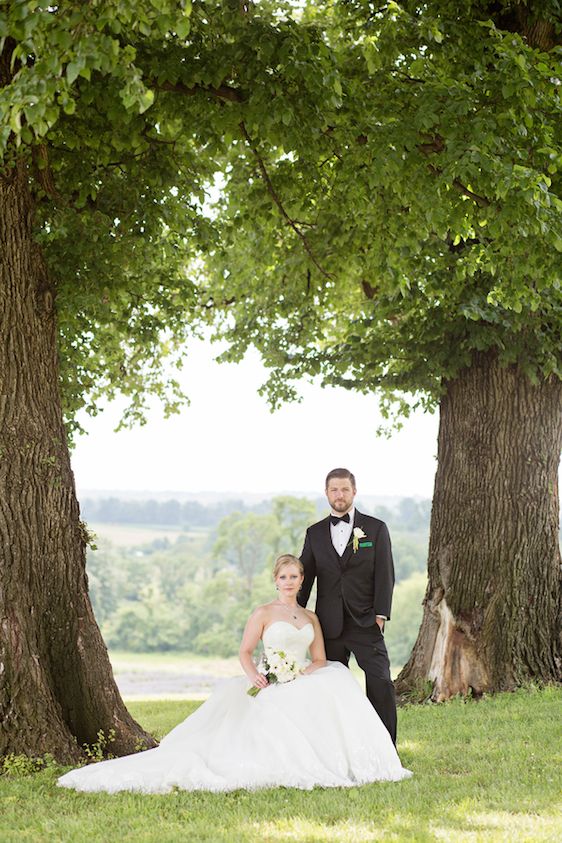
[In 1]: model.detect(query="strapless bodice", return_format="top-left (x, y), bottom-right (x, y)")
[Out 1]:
top-left (262, 621), bottom-right (314, 665)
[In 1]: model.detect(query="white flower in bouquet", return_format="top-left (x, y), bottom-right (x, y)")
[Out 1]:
top-left (247, 648), bottom-right (300, 697)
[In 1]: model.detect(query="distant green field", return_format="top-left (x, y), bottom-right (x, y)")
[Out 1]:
top-left (110, 651), bottom-right (242, 678)
top-left (88, 522), bottom-right (209, 547)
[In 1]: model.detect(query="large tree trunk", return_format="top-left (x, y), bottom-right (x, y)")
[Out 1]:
top-left (0, 162), bottom-right (156, 761)
top-left (396, 351), bottom-right (562, 701)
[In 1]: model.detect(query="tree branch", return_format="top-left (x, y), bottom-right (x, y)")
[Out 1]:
top-left (239, 121), bottom-right (333, 279)
top-left (445, 233), bottom-right (482, 254)
top-left (391, 69), bottom-right (426, 84)
top-left (362, 280), bottom-right (378, 299)
top-left (452, 177), bottom-right (490, 208)
top-left (141, 125), bottom-right (178, 146)
top-left (32, 144), bottom-right (61, 200)
top-left (419, 137), bottom-right (492, 208)
top-left (201, 295), bottom-right (237, 309)
top-left (155, 79), bottom-right (244, 103)
top-left (427, 164), bottom-right (491, 207)
top-left (417, 133), bottom-right (445, 155)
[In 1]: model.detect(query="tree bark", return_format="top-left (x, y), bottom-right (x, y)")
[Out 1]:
top-left (396, 351), bottom-right (562, 701)
top-left (0, 161), bottom-right (157, 761)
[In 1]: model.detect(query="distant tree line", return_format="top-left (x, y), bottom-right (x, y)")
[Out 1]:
top-left (81, 495), bottom-right (432, 534)
top-left (81, 496), bottom-right (270, 528)
top-left (87, 496), bottom-right (429, 668)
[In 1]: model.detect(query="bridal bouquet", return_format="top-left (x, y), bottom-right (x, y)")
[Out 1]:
top-left (247, 648), bottom-right (300, 697)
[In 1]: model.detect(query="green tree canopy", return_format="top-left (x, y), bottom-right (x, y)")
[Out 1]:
top-left (1, 0), bottom-right (339, 432)
top-left (272, 495), bottom-right (318, 554)
top-left (213, 511), bottom-right (280, 591)
top-left (4, 2), bottom-right (558, 423)
top-left (203, 0), bottom-right (561, 418)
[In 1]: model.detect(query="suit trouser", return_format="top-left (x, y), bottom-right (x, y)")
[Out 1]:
top-left (324, 615), bottom-right (397, 744)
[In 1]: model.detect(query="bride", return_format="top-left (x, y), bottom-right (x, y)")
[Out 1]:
top-left (58, 554), bottom-right (412, 792)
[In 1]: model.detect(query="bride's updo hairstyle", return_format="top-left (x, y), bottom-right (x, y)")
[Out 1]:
top-left (273, 554), bottom-right (304, 579)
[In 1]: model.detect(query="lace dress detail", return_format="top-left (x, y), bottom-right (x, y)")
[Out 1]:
top-left (58, 621), bottom-right (412, 793)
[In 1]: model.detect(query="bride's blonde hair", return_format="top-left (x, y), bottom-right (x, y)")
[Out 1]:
top-left (273, 553), bottom-right (304, 579)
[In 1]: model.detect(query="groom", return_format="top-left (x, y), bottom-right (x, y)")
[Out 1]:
top-left (298, 467), bottom-right (397, 743)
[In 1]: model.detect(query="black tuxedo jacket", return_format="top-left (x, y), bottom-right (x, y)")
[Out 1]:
top-left (298, 510), bottom-right (395, 640)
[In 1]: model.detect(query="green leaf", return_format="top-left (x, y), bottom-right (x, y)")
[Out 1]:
top-left (138, 89), bottom-right (154, 113)
top-left (66, 61), bottom-right (82, 85)
top-left (176, 18), bottom-right (190, 39)
top-left (9, 107), bottom-right (21, 134)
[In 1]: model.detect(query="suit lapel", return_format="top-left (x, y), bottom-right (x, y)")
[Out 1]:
top-left (352, 509), bottom-right (367, 534)
top-left (340, 509), bottom-right (366, 568)
top-left (320, 516), bottom-right (345, 570)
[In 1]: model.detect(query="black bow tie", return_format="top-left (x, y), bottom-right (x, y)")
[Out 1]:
top-left (330, 513), bottom-right (350, 525)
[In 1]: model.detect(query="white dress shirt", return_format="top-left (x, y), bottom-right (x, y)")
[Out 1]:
top-left (329, 507), bottom-right (355, 556)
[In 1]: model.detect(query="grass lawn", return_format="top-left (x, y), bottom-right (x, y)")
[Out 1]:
top-left (1, 686), bottom-right (560, 842)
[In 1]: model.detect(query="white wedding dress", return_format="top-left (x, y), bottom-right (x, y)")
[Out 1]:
top-left (58, 622), bottom-right (412, 793)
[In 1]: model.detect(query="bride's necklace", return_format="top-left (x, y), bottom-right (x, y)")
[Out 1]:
top-left (276, 599), bottom-right (299, 620)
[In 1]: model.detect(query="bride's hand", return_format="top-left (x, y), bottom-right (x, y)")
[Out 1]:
top-left (253, 672), bottom-right (269, 690)
top-left (300, 659), bottom-right (326, 676)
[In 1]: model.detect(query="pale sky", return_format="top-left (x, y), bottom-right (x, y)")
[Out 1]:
top-left (71, 338), bottom-right (440, 500)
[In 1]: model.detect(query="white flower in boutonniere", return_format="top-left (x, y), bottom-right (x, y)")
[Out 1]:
top-left (352, 527), bottom-right (367, 552)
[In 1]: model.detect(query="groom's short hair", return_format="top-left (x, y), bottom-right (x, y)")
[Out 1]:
top-left (325, 468), bottom-right (356, 490)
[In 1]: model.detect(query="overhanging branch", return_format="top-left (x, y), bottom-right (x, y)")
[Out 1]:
top-left (155, 79), bottom-right (244, 103)
top-left (419, 137), bottom-right (492, 208)
top-left (239, 121), bottom-right (333, 280)
top-left (452, 177), bottom-right (490, 208)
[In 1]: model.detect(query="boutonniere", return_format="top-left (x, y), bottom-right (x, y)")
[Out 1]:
top-left (352, 527), bottom-right (366, 552)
